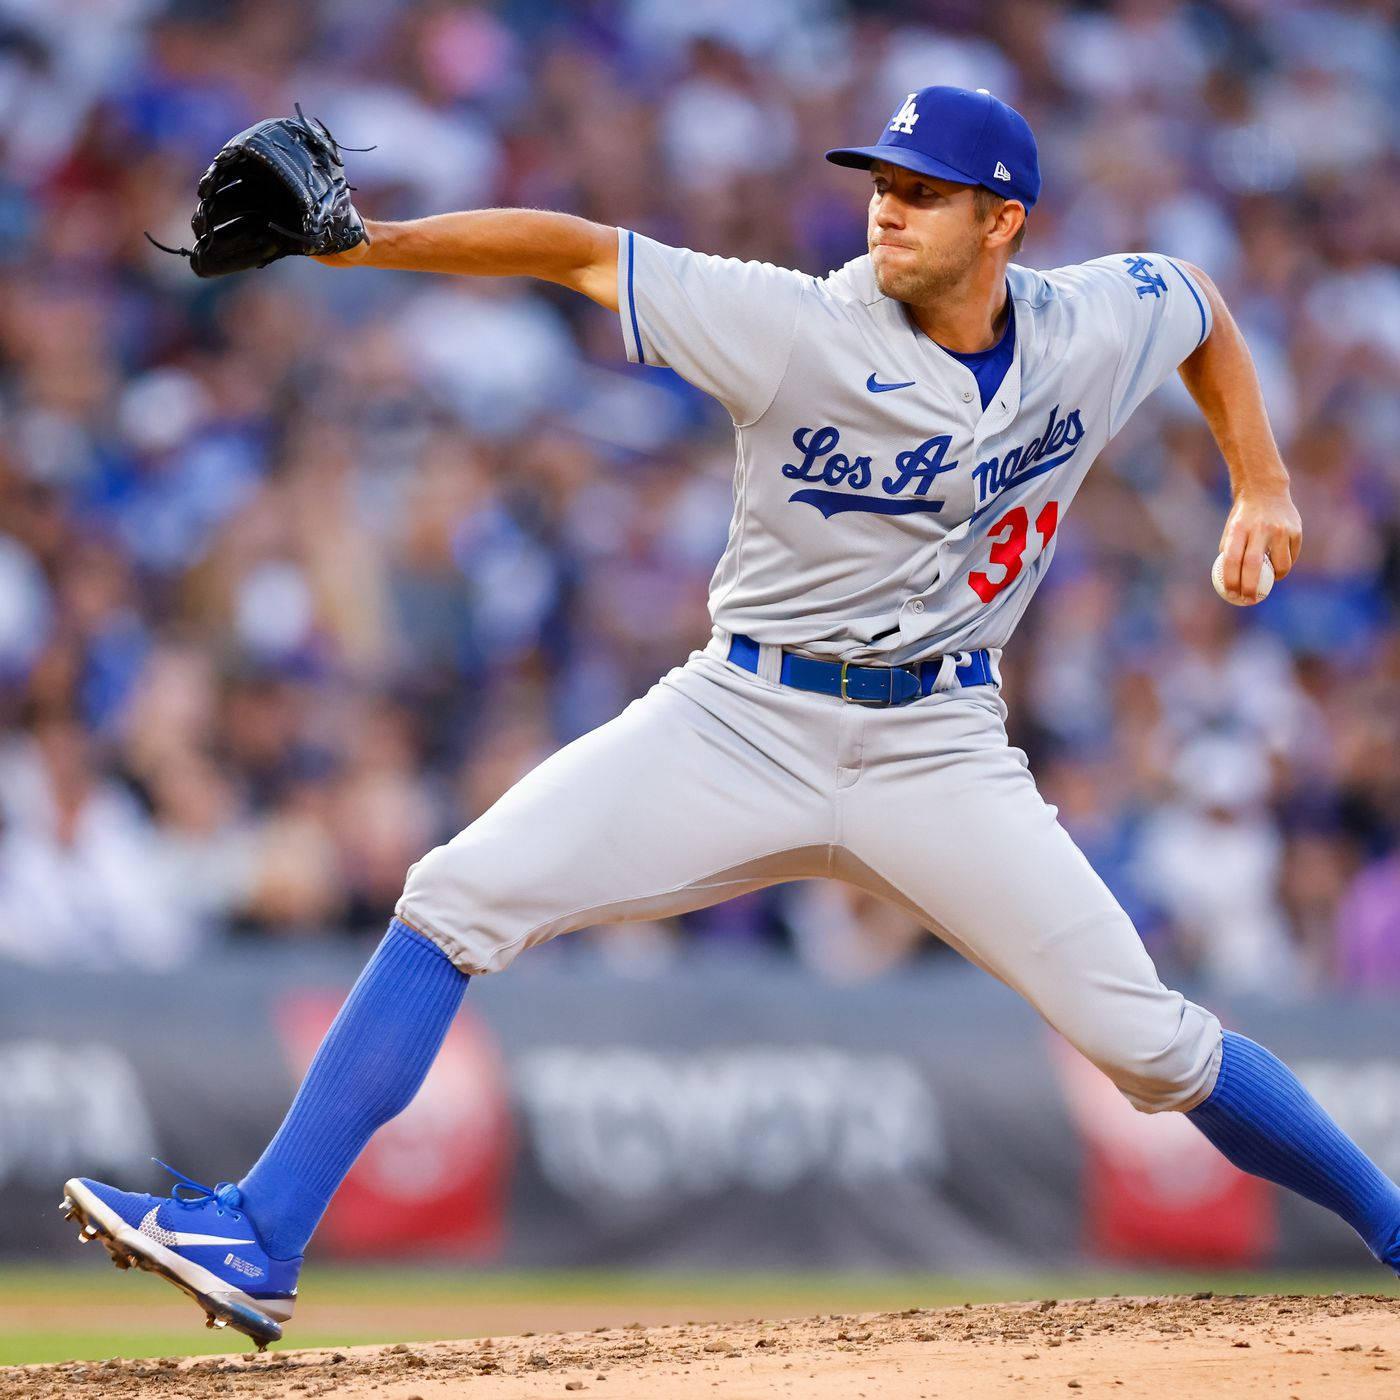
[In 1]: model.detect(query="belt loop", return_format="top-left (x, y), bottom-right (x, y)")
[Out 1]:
top-left (756, 642), bottom-right (784, 685)
top-left (932, 652), bottom-right (967, 692)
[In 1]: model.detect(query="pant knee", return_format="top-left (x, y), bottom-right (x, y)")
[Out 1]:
top-left (398, 821), bottom-right (588, 975)
top-left (1095, 1001), bottom-right (1223, 1114)
top-left (396, 836), bottom-right (509, 975)
top-left (401, 841), bottom-right (466, 908)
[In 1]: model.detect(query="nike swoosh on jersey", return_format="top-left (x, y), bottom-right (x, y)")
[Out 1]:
top-left (138, 1206), bottom-right (257, 1248)
top-left (866, 374), bottom-right (916, 393)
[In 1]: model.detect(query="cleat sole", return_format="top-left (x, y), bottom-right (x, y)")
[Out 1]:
top-left (101, 1239), bottom-right (133, 1270)
top-left (59, 1179), bottom-right (285, 1350)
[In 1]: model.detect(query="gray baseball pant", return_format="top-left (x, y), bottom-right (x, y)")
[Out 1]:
top-left (397, 644), bottom-right (1222, 1113)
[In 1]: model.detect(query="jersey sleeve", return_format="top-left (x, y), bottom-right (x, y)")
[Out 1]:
top-left (617, 230), bottom-right (807, 425)
top-left (1077, 253), bottom-right (1213, 436)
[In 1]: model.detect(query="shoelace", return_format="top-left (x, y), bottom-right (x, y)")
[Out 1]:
top-left (153, 1158), bottom-right (245, 1221)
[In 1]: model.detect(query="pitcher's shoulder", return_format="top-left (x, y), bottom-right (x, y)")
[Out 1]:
top-left (1008, 259), bottom-right (1111, 309)
top-left (1022, 253), bottom-right (1186, 304)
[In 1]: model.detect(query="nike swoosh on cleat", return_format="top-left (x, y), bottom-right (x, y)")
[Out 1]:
top-left (138, 1207), bottom-right (257, 1249)
top-left (866, 374), bottom-right (916, 393)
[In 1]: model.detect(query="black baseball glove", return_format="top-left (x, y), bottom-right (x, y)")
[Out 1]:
top-left (149, 105), bottom-right (367, 278)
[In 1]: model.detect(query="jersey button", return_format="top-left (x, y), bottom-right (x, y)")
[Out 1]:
top-left (909, 599), bottom-right (925, 613)
top-left (960, 389), bottom-right (974, 402)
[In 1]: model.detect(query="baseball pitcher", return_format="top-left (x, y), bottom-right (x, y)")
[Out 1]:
top-left (66, 86), bottom-right (1396, 1347)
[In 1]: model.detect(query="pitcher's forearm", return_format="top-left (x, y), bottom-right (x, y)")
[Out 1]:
top-left (1177, 269), bottom-right (1288, 498)
top-left (325, 210), bottom-right (620, 309)
top-left (1176, 262), bottom-right (1301, 591)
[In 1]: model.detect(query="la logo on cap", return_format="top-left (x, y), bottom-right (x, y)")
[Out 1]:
top-left (994, 161), bottom-right (1011, 180)
top-left (889, 94), bottom-right (919, 135)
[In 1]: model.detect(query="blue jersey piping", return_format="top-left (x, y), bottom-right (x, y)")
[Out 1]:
top-left (1165, 257), bottom-right (1210, 348)
top-left (626, 230), bottom-right (645, 365)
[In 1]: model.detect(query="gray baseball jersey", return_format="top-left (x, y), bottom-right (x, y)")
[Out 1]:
top-left (618, 233), bottom-right (1211, 664)
top-left (396, 231), bottom-right (1224, 1119)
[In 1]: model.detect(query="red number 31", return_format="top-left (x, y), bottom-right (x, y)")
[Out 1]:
top-left (967, 501), bottom-right (1059, 604)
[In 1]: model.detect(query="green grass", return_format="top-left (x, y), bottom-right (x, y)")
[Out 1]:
top-left (1, 1265), bottom-right (1393, 1367)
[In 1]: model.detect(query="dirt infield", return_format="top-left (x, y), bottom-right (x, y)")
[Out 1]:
top-left (4, 1293), bottom-right (1398, 1399)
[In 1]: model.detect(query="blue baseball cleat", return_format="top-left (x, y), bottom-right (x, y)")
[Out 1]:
top-left (60, 1162), bottom-right (299, 1350)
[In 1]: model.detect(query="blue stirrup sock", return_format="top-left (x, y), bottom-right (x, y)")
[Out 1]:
top-left (238, 918), bottom-right (469, 1259)
top-left (1188, 1031), bottom-right (1400, 1270)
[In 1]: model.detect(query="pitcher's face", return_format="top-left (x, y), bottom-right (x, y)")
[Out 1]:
top-left (867, 162), bottom-right (993, 304)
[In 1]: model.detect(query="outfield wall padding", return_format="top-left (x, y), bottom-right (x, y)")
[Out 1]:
top-left (3, 951), bottom-right (1398, 1273)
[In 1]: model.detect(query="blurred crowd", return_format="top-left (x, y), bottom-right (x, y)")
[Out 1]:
top-left (0, 0), bottom-right (1396, 995)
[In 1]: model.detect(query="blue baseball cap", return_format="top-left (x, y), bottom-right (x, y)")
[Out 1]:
top-left (827, 85), bottom-right (1040, 210)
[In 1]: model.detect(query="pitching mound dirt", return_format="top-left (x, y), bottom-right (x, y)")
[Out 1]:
top-left (4, 1293), bottom-right (1398, 1399)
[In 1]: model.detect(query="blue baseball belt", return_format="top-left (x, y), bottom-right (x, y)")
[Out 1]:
top-left (726, 633), bottom-right (993, 707)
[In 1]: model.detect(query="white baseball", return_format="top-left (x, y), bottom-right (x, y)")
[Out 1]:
top-left (1211, 552), bottom-right (1274, 605)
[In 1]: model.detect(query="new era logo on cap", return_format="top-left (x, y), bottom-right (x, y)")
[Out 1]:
top-left (994, 161), bottom-right (1011, 181)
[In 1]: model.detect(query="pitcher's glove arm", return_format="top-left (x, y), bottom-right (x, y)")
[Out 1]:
top-left (148, 105), bottom-right (367, 278)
